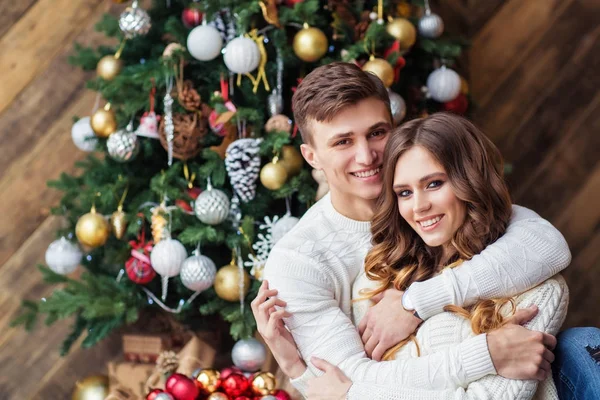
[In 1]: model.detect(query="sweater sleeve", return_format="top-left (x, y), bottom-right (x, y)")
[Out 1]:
top-left (264, 249), bottom-right (496, 399)
top-left (409, 205), bottom-right (571, 320)
top-left (348, 275), bottom-right (569, 400)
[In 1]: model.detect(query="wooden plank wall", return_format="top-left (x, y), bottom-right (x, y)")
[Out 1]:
top-left (0, 0), bottom-right (597, 398)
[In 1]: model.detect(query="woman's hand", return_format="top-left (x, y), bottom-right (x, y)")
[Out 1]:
top-left (306, 357), bottom-right (352, 400)
top-left (251, 280), bottom-right (307, 378)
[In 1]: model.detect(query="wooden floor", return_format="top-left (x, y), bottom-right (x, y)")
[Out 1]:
top-left (0, 1), bottom-right (598, 398)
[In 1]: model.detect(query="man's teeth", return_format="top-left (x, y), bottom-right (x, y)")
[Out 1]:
top-left (353, 167), bottom-right (381, 178)
top-left (420, 216), bottom-right (442, 227)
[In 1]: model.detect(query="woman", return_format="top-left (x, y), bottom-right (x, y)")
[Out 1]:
top-left (254, 113), bottom-right (569, 399)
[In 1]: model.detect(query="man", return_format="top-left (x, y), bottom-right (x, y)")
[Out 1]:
top-left (254, 62), bottom-right (572, 399)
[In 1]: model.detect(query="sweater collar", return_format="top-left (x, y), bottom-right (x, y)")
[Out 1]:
top-left (322, 193), bottom-right (372, 233)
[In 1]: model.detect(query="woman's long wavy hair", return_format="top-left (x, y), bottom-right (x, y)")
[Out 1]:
top-left (362, 113), bottom-right (514, 359)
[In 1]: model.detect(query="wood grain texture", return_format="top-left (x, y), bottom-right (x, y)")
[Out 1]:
top-left (0, 0), bottom-right (39, 38)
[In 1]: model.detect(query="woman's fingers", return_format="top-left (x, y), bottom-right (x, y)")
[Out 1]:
top-left (265, 309), bottom-right (292, 339)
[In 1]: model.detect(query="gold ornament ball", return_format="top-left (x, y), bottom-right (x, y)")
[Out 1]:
top-left (280, 145), bottom-right (303, 177)
top-left (207, 393), bottom-right (229, 400)
top-left (386, 18), bottom-right (417, 51)
top-left (72, 374), bottom-right (109, 400)
top-left (76, 210), bottom-right (110, 248)
top-left (293, 26), bottom-right (328, 63)
top-left (460, 77), bottom-right (469, 95)
top-left (260, 161), bottom-right (288, 190)
top-left (362, 58), bottom-right (395, 88)
top-left (251, 371), bottom-right (277, 396)
top-left (196, 368), bottom-right (221, 393)
top-left (96, 55), bottom-right (122, 81)
top-left (90, 108), bottom-right (117, 138)
top-left (214, 264), bottom-right (251, 302)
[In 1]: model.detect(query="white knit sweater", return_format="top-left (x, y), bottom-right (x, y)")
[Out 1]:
top-left (263, 194), bottom-right (571, 399)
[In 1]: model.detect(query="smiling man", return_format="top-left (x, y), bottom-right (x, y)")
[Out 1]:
top-left (258, 62), bottom-right (572, 399)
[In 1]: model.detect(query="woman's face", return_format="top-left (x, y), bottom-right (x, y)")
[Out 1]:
top-left (392, 145), bottom-right (466, 248)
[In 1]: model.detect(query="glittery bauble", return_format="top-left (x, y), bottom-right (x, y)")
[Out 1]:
top-left (181, 7), bottom-right (203, 29)
top-left (119, 2), bottom-right (152, 38)
top-left (71, 117), bottom-right (98, 152)
top-left (224, 36), bottom-right (261, 74)
top-left (267, 90), bottom-right (284, 117)
top-left (279, 145), bottom-right (303, 176)
top-left (206, 393), bottom-right (228, 400)
top-left (265, 114), bottom-right (292, 134)
top-left (388, 90), bottom-right (407, 124)
top-left (76, 209), bottom-right (110, 248)
top-left (194, 187), bottom-right (230, 225)
top-left (260, 161), bottom-right (288, 190)
top-left (386, 18), bottom-right (417, 52)
top-left (443, 93), bottom-right (469, 115)
top-left (221, 373), bottom-right (250, 398)
top-left (96, 55), bottom-right (122, 81)
top-left (110, 209), bottom-right (127, 239)
top-left (180, 254), bottom-right (217, 292)
top-left (45, 237), bottom-right (82, 274)
top-left (272, 389), bottom-right (292, 400)
top-left (150, 239), bottom-right (187, 278)
top-left (146, 388), bottom-right (164, 400)
top-left (251, 372), bottom-right (277, 396)
top-left (165, 373), bottom-right (199, 400)
top-left (418, 12), bottom-right (444, 39)
top-left (187, 25), bottom-right (223, 61)
top-left (293, 25), bottom-right (328, 62)
top-left (107, 128), bottom-right (140, 162)
top-left (220, 366), bottom-right (243, 380)
top-left (214, 263), bottom-right (250, 302)
top-left (91, 108), bottom-right (117, 138)
top-left (194, 369), bottom-right (221, 393)
top-left (426, 66), bottom-right (461, 102)
top-left (72, 375), bottom-right (109, 400)
top-left (271, 214), bottom-right (300, 244)
top-left (232, 338), bottom-right (267, 372)
top-left (153, 394), bottom-right (175, 400)
top-left (362, 58), bottom-right (395, 88)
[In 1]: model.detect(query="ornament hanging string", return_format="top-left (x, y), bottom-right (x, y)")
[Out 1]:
top-left (149, 78), bottom-right (156, 113)
top-left (377, 0), bottom-right (384, 23)
top-left (114, 39), bottom-right (127, 60)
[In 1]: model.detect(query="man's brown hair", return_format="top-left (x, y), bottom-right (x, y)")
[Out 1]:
top-left (292, 62), bottom-right (391, 145)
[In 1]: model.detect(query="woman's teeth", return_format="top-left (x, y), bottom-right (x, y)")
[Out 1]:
top-left (420, 215), bottom-right (442, 227)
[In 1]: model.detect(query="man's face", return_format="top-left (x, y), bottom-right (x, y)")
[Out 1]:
top-left (300, 98), bottom-right (392, 208)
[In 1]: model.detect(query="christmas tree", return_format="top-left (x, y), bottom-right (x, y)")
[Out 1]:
top-left (12, 0), bottom-right (469, 354)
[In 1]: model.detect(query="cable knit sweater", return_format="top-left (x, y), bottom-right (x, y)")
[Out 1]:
top-left (263, 193), bottom-right (572, 399)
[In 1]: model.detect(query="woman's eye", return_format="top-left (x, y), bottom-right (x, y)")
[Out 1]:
top-left (398, 190), bottom-right (411, 197)
top-left (427, 180), bottom-right (444, 189)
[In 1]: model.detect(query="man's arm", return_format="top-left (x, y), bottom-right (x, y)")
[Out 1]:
top-left (409, 205), bottom-right (571, 320)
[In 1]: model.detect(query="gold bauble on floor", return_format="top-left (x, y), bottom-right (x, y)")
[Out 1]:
top-left (72, 375), bottom-right (109, 400)
top-left (214, 263), bottom-right (250, 302)
top-left (293, 24), bottom-right (328, 63)
top-left (96, 55), bottom-right (122, 81)
top-left (362, 58), bottom-right (395, 88)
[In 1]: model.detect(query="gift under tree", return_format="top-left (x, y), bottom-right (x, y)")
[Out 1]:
top-left (12, 0), bottom-right (469, 359)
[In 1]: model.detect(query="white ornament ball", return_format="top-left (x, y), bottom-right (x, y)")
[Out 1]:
top-left (388, 90), bottom-right (407, 124)
top-left (45, 237), bottom-right (82, 275)
top-left (232, 338), bottom-right (267, 372)
top-left (150, 239), bottom-right (187, 278)
top-left (187, 24), bottom-right (223, 61)
top-left (180, 255), bottom-right (217, 292)
top-left (260, 397), bottom-right (278, 400)
top-left (418, 12), bottom-right (445, 39)
top-left (154, 394), bottom-right (174, 400)
top-left (426, 66), bottom-right (461, 103)
top-left (271, 215), bottom-right (299, 244)
top-left (194, 187), bottom-right (230, 225)
top-left (71, 117), bottom-right (98, 152)
top-left (223, 36), bottom-right (261, 74)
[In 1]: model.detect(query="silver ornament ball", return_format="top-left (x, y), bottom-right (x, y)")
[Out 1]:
top-left (426, 66), bottom-right (461, 103)
top-left (232, 338), bottom-right (267, 372)
top-left (194, 187), bottom-right (230, 225)
top-left (180, 254), bottom-right (217, 292)
top-left (107, 128), bottom-right (139, 162)
top-left (418, 12), bottom-right (444, 39)
top-left (271, 215), bottom-right (299, 244)
top-left (150, 239), bottom-right (187, 278)
top-left (45, 237), bottom-right (82, 275)
top-left (154, 394), bottom-right (174, 400)
top-left (388, 90), bottom-right (407, 124)
top-left (71, 117), bottom-right (98, 152)
top-left (119, 1), bottom-right (152, 38)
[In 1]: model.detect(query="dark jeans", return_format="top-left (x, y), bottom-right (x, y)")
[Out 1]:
top-left (552, 327), bottom-right (600, 400)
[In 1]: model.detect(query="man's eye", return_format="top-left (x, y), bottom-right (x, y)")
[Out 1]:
top-left (335, 139), bottom-right (349, 146)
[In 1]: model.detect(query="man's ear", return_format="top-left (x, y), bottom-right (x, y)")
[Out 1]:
top-left (300, 143), bottom-right (320, 170)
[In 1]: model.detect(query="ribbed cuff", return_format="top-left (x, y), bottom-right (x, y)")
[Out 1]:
top-left (290, 366), bottom-right (316, 398)
top-left (409, 274), bottom-right (453, 320)
top-left (459, 333), bottom-right (497, 383)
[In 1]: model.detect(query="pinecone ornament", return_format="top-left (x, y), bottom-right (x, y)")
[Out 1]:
top-left (355, 11), bottom-right (372, 41)
top-left (225, 138), bottom-right (263, 203)
top-left (159, 112), bottom-right (207, 160)
top-left (179, 80), bottom-right (201, 111)
top-left (156, 350), bottom-right (179, 375)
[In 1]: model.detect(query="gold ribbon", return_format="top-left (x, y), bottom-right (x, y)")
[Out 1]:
top-left (237, 29), bottom-right (270, 93)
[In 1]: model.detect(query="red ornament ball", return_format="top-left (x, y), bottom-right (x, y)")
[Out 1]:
top-left (272, 389), bottom-right (292, 400)
top-left (181, 8), bottom-right (203, 29)
top-left (221, 366), bottom-right (243, 380)
top-left (284, 0), bottom-right (304, 6)
top-left (146, 389), bottom-right (165, 400)
top-left (165, 373), bottom-right (200, 400)
top-left (221, 373), bottom-right (250, 398)
top-left (126, 249), bottom-right (156, 284)
top-left (442, 93), bottom-right (469, 115)
top-left (233, 397), bottom-right (252, 400)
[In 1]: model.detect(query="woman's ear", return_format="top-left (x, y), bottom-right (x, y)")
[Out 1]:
top-left (300, 143), bottom-right (320, 170)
